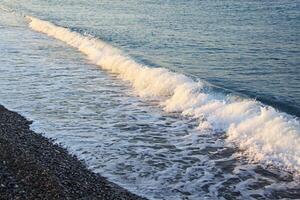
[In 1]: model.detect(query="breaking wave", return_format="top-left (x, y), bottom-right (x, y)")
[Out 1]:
top-left (26, 16), bottom-right (300, 175)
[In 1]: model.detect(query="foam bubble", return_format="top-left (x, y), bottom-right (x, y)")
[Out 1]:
top-left (26, 16), bottom-right (300, 175)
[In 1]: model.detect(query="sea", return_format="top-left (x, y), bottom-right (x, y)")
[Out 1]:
top-left (0, 0), bottom-right (299, 199)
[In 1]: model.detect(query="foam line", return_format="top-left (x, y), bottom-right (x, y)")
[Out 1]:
top-left (26, 16), bottom-right (300, 175)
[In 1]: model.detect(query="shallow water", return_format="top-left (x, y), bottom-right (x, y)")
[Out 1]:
top-left (2, 0), bottom-right (299, 117)
top-left (0, 2), bottom-right (300, 200)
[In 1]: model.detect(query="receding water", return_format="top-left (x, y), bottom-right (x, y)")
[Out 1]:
top-left (0, 1), bottom-right (300, 200)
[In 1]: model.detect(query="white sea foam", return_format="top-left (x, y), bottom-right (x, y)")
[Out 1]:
top-left (26, 16), bottom-right (300, 175)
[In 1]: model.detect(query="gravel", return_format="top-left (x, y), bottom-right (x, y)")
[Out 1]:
top-left (0, 104), bottom-right (146, 200)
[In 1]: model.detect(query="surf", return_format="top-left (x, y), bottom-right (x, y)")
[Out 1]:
top-left (26, 16), bottom-right (300, 176)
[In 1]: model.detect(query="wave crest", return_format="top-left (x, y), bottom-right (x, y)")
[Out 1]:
top-left (26, 16), bottom-right (300, 175)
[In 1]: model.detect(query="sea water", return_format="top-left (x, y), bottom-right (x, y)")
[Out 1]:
top-left (0, 1), bottom-right (299, 199)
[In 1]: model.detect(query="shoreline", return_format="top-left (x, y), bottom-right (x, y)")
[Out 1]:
top-left (0, 104), bottom-right (146, 200)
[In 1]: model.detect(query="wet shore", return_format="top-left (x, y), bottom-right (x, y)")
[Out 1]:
top-left (0, 104), bottom-right (146, 200)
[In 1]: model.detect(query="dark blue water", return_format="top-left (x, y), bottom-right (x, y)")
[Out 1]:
top-left (1, 1), bottom-right (300, 199)
top-left (2, 0), bottom-right (300, 117)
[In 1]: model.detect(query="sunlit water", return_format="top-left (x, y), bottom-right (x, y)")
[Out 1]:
top-left (2, 0), bottom-right (299, 117)
top-left (0, 1), bottom-right (300, 200)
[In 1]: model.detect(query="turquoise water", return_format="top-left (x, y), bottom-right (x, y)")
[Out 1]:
top-left (0, 1), bottom-right (300, 199)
